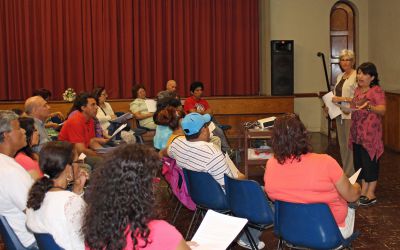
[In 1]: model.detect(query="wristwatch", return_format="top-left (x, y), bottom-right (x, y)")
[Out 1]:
top-left (367, 104), bottom-right (372, 112)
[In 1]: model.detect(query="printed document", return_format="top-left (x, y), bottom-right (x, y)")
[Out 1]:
top-left (322, 91), bottom-right (342, 119)
top-left (145, 99), bottom-right (157, 112)
top-left (191, 210), bottom-right (247, 250)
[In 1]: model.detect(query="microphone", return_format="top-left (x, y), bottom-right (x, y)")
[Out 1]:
top-left (317, 52), bottom-right (324, 57)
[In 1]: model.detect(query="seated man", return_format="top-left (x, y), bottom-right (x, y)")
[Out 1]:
top-left (58, 93), bottom-right (107, 157)
top-left (0, 110), bottom-right (37, 249)
top-left (24, 95), bottom-right (52, 151)
top-left (167, 112), bottom-right (233, 186)
top-left (157, 79), bottom-right (181, 101)
top-left (167, 112), bottom-right (260, 248)
top-left (184, 81), bottom-right (231, 152)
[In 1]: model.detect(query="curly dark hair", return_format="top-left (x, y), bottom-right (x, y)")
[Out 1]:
top-left (16, 116), bottom-right (36, 159)
top-left (83, 144), bottom-right (160, 250)
top-left (190, 81), bottom-right (204, 93)
top-left (26, 141), bottom-right (74, 210)
top-left (271, 113), bottom-right (311, 164)
top-left (131, 84), bottom-right (145, 99)
top-left (357, 62), bottom-right (380, 87)
top-left (155, 106), bottom-right (185, 129)
top-left (68, 92), bottom-right (95, 115)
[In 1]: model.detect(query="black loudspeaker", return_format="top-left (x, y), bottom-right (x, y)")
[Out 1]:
top-left (271, 40), bottom-right (294, 96)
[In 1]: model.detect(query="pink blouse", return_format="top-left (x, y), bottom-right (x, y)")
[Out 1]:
top-left (349, 85), bottom-right (386, 160)
top-left (15, 152), bottom-right (43, 178)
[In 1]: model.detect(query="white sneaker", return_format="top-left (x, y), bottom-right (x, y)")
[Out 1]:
top-left (237, 239), bottom-right (265, 249)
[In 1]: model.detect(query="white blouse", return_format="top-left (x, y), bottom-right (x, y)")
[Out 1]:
top-left (26, 191), bottom-right (86, 250)
top-left (96, 102), bottom-right (115, 131)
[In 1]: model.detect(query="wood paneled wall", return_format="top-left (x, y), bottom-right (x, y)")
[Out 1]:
top-left (0, 96), bottom-right (294, 140)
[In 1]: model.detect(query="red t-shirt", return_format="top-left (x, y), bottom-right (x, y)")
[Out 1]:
top-left (58, 111), bottom-right (95, 148)
top-left (264, 153), bottom-right (347, 227)
top-left (184, 96), bottom-right (210, 113)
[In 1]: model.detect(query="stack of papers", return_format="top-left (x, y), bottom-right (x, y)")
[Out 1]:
top-left (110, 113), bottom-right (133, 123)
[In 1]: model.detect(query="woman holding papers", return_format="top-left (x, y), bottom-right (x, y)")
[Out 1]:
top-left (349, 62), bottom-right (386, 206)
top-left (330, 49), bottom-right (358, 177)
top-left (83, 144), bottom-right (190, 250)
top-left (264, 114), bottom-right (361, 239)
top-left (92, 87), bottom-right (135, 143)
top-left (130, 84), bottom-right (157, 130)
top-left (92, 87), bottom-right (117, 134)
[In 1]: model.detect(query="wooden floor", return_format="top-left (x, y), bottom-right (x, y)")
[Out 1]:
top-left (156, 133), bottom-right (400, 249)
top-left (1, 133), bottom-right (399, 249)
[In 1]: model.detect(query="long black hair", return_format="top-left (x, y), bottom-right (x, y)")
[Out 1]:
top-left (26, 141), bottom-right (74, 210)
top-left (16, 116), bottom-right (37, 159)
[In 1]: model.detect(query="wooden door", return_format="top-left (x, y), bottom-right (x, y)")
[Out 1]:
top-left (330, 2), bottom-right (355, 88)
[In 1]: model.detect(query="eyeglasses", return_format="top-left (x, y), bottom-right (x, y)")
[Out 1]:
top-left (101, 93), bottom-right (108, 97)
top-left (340, 58), bottom-right (352, 62)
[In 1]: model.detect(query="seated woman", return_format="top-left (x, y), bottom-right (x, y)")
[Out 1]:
top-left (15, 116), bottom-right (43, 180)
top-left (153, 95), bottom-right (183, 150)
top-left (83, 144), bottom-right (190, 250)
top-left (264, 114), bottom-right (361, 239)
top-left (92, 87), bottom-right (136, 144)
top-left (130, 84), bottom-right (156, 130)
top-left (26, 141), bottom-right (88, 250)
top-left (92, 87), bottom-right (117, 134)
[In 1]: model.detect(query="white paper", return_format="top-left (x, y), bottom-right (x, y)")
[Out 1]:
top-left (322, 91), bottom-right (342, 119)
top-left (208, 122), bottom-right (216, 133)
top-left (191, 210), bottom-right (247, 250)
top-left (349, 168), bottom-right (361, 184)
top-left (110, 113), bottom-right (133, 123)
top-left (78, 153), bottom-right (86, 160)
top-left (110, 123), bottom-right (127, 139)
top-left (145, 99), bottom-right (157, 112)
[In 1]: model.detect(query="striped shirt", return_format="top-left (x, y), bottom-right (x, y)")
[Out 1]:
top-left (167, 136), bottom-right (233, 186)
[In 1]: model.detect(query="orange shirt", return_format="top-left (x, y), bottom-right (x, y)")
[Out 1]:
top-left (264, 153), bottom-right (347, 227)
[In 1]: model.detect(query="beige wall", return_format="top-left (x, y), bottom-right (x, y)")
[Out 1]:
top-left (263, 0), bottom-right (370, 132)
top-left (369, 0), bottom-right (400, 91)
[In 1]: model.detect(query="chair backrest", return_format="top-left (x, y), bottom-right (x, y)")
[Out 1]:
top-left (0, 215), bottom-right (27, 249)
top-left (34, 233), bottom-right (63, 250)
top-left (224, 175), bottom-right (274, 225)
top-left (274, 200), bottom-right (345, 249)
top-left (183, 168), bottom-right (229, 211)
top-left (162, 157), bottom-right (196, 211)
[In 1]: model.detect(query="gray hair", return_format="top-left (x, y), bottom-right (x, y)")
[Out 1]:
top-left (339, 49), bottom-right (355, 64)
top-left (0, 110), bottom-right (19, 143)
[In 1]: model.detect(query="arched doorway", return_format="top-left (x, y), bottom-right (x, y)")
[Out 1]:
top-left (330, 1), bottom-right (355, 88)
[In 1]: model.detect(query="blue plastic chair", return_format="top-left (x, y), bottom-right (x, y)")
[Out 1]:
top-left (0, 215), bottom-right (28, 249)
top-left (34, 233), bottom-right (64, 250)
top-left (224, 175), bottom-right (274, 250)
top-left (274, 200), bottom-right (360, 250)
top-left (183, 168), bottom-right (230, 240)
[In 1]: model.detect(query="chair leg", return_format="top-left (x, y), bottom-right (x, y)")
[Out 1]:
top-left (186, 209), bottom-right (199, 240)
top-left (172, 202), bottom-right (182, 224)
top-left (243, 227), bottom-right (258, 250)
top-left (277, 238), bottom-right (284, 250)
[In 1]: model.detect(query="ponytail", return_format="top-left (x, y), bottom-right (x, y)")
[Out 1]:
top-left (27, 176), bottom-right (53, 210)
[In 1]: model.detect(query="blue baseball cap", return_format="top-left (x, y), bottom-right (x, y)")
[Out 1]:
top-left (181, 113), bottom-right (211, 136)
